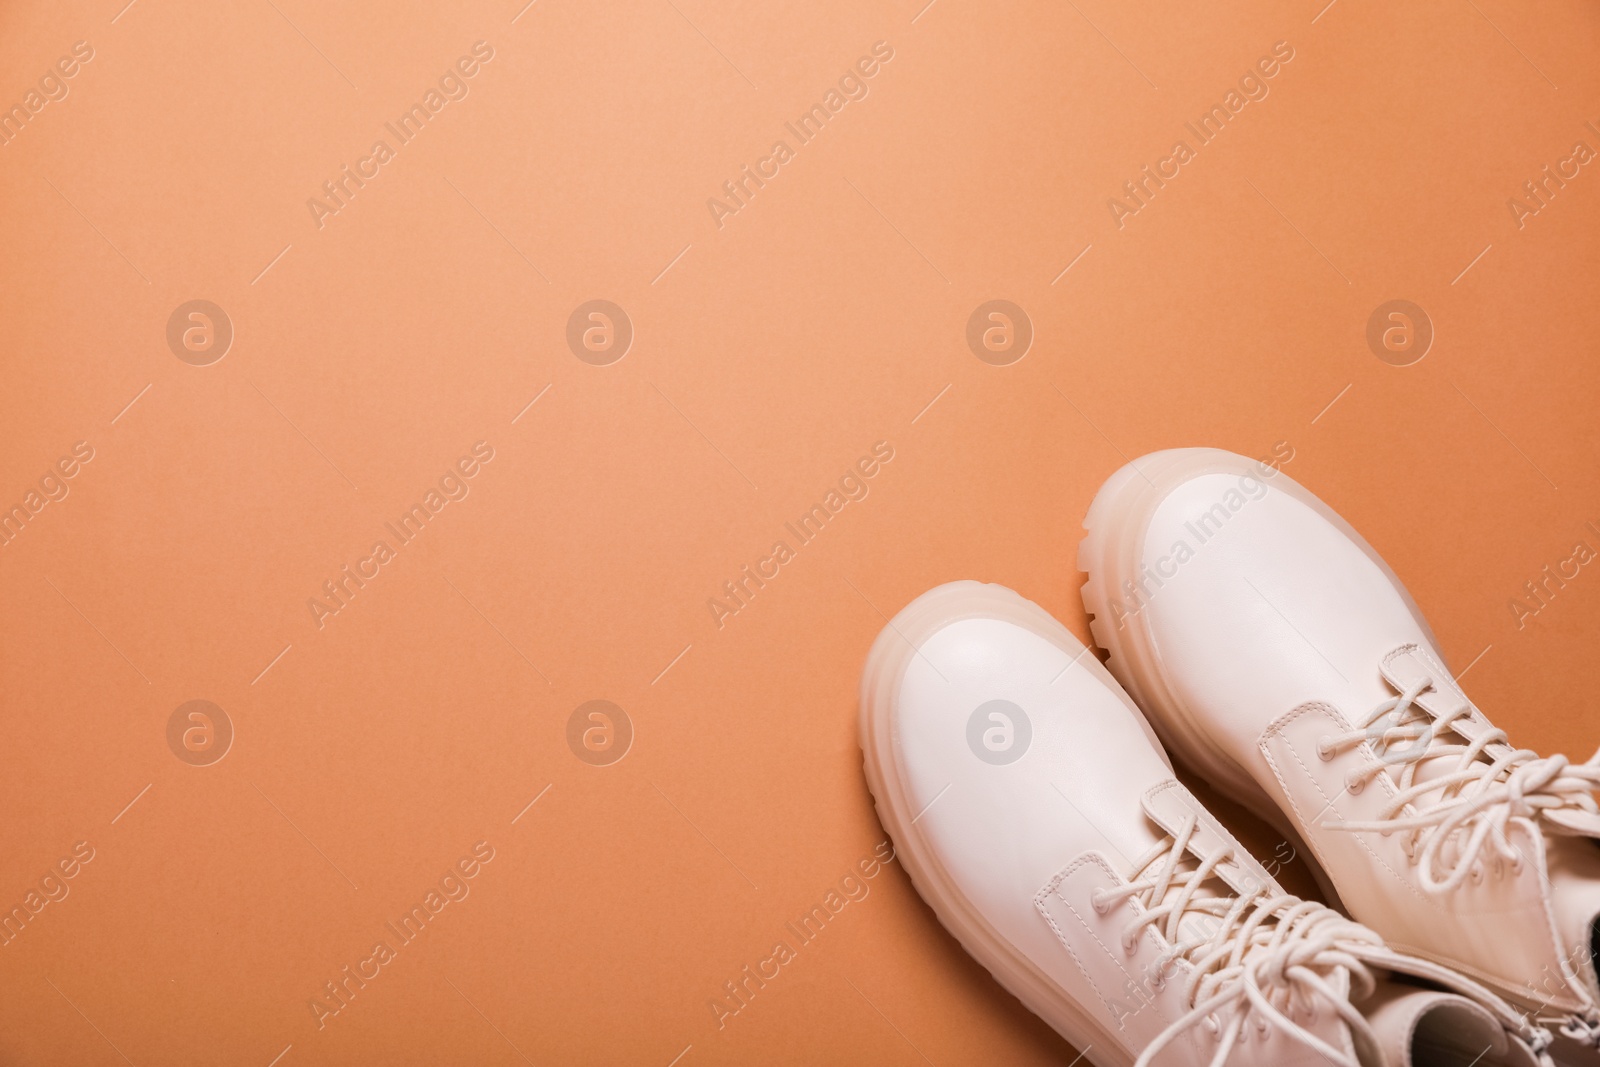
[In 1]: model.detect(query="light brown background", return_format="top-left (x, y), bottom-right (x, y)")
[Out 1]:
top-left (2, 0), bottom-right (1599, 1063)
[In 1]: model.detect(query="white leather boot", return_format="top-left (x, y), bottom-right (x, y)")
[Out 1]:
top-left (1080, 447), bottom-right (1600, 1050)
top-left (860, 580), bottom-right (1550, 1066)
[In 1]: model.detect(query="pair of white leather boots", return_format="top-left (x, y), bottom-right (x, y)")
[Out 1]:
top-left (860, 449), bottom-right (1600, 1067)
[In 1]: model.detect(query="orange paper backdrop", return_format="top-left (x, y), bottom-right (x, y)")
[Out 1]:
top-left (2, 0), bottom-right (1598, 1063)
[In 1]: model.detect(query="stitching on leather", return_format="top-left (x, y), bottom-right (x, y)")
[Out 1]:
top-left (1380, 642), bottom-right (1419, 676)
top-left (1034, 855), bottom-right (1126, 1022)
top-left (1142, 778), bottom-right (1186, 818)
top-left (1144, 778), bottom-right (1275, 890)
top-left (1411, 645), bottom-right (1491, 732)
top-left (1262, 702), bottom-right (1441, 914)
top-left (1035, 855), bottom-right (1135, 969)
top-left (1266, 695), bottom-right (1577, 1000)
top-left (1386, 642), bottom-right (1464, 704)
top-left (1385, 644), bottom-right (1484, 731)
top-left (1258, 704), bottom-right (1318, 833)
top-left (1144, 779), bottom-right (1179, 804)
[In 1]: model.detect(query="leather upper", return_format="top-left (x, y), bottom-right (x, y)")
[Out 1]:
top-left (891, 612), bottom-right (1369, 1064)
top-left (1127, 468), bottom-right (1599, 1016)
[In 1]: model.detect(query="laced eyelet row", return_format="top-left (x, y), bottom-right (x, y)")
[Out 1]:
top-left (1089, 813), bottom-right (1420, 1064)
top-left (1318, 669), bottom-right (1600, 897)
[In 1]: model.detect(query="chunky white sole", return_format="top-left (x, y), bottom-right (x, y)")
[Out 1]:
top-left (858, 580), bottom-right (1159, 1067)
top-left (1077, 448), bottom-right (1445, 915)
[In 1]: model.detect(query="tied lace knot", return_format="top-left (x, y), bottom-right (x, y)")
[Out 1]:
top-left (1559, 1011), bottom-right (1600, 1049)
top-left (1100, 809), bottom-right (1555, 1065)
top-left (1506, 755), bottom-right (1570, 815)
top-left (1320, 675), bottom-right (1600, 892)
top-left (1099, 814), bottom-right (1385, 1067)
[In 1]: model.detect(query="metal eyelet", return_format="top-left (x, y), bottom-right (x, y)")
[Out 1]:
top-left (1090, 890), bottom-right (1110, 915)
top-left (1316, 737), bottom-right (1335, 762)
top-left (1345, 771), bottom-right (1366, 794)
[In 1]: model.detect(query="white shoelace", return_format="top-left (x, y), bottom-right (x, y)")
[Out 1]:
top-left (1094, 814), bottom-right (1385, 1067)
top-left (1098, 813), bottom-right (1554, 1066)
top-left (1321, 676), bottom-right (1600, 892)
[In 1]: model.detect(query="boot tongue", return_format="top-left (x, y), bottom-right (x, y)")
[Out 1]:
top-left (1361, 982), bottom-right (1535, 1067)
top-left (1139, 780), bottom-right (1279, 945)
top-left (1375, 647), bottom-right (1512, 806)
top-left (1378, 648), bottom-right (1600, 829)
top-left (1141, 780), bottom-right (1278, 894)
